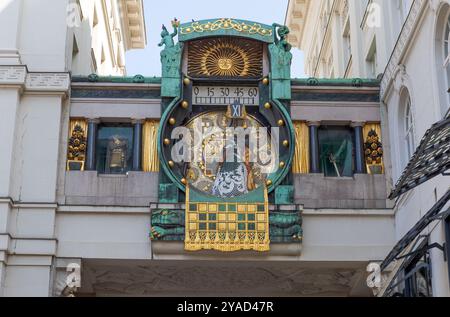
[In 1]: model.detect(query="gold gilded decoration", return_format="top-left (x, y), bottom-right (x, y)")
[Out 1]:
top-left (185, 185), bottom-right (270, 252)
top-left (184, 111), bottom-right (272, 194)
top-left (67, 119), bottom-right (87, 171)
top-left (181, 100), bottom-right (189, 109)
top-left (169, 118), bottom-right (176, 125)
top-left (283, 140), bottom-right (290, 147)
top-left (180, 18), bottom-right (273, 37)
top-left (171, 18), bottom-right (180, 28)
top-left (143, 120), bottom-right (160, 172)
top-left (364, 123), bottom-right (384, 175)
top-left (262, 77), bottom-right (269, 85)
top-left (292, 122), bottom-right (310, 174)
top-left (188, 38), bottom-right (263, 78)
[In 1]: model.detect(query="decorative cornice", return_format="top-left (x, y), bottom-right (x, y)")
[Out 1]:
top-left (380, 0), bottom-right (427, 101)
top-left (25, 73), bottom-right (70, 92)
top-left (119, 0), bottom-right (147, 50)
top-left (285, 0), bottom-right (311, 48)
top-left (0, 65), bottom-right (70, 94)
top-left (0, 65), bottom-right (27, 85)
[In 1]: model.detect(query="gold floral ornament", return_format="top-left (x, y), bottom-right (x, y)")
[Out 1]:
top-left (180, 18), bottom-right (273, 37)
top-left (364, 129), bottom-right (384, 175)
top-left (188, 38), bottom-right (263, 78)
top-left (67, 123), bottom-right (87, 171)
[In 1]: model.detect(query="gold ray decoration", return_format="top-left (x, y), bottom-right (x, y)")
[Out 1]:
top-left (142, 120), bottom-right (160, 172)
top-left (188, 38), bottom-right (263, 78)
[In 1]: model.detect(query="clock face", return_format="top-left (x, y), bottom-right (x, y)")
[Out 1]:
top-left (158, 36), bottom-right (295, 196)
top-left (183, 110), bottom-right (277, 198)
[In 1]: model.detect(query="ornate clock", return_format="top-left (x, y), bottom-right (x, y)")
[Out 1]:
top-left (154, 18), bottom-right (300, 252)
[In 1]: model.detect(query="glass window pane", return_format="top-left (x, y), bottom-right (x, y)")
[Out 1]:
top-left (96, 124), bottom-right (134, 174)
top-left (318, 126), bottom-right (355, 177)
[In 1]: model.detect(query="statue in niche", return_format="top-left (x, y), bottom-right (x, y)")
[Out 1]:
top-left (106, 135), bottom-right (128, 173)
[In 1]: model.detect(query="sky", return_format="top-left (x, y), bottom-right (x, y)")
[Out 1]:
top-left (125, 0), bottom-right (306, 78)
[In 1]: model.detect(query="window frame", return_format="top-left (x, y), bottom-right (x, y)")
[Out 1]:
top-left (317, 125), bottom-right (356, 178)
top-left (443, 12), bottom-right (450, 68)
top-left (441, 10), bottom-right (450, 118)
top-left (404, 97), bottom-right (415, 161)
top-left (95, 123), bottom-right (135, 175)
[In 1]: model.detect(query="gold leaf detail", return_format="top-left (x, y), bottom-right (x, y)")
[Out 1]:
top-left (188, 38), bottom-right (263, 78)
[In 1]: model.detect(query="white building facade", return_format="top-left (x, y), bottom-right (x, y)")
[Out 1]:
top-left (2, 0), bottom-right (448, 298)
top-left (287, 0), bottom-right (450, 296)
top-left (0, 0), bottom-right (145, 296)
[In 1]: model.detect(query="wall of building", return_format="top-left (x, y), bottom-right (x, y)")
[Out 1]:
top-left (381, 0), bottom-right (450, 296)
top-left (0, 0), bottom-right (146, 297)
top-left (69, 0), bottom-right (146, 76)
top-left (287, 0), bottom-right (414, 79)
top-left (287, 0), bottom-right (450, 296)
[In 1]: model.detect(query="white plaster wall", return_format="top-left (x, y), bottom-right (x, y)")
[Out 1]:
top-left (384, 1), bottom-right (450, 296)
top-left (301, 212), bottom-right (395, 262)
top-left (10, 95), bottom-right (63, 202)
top-left (18, 0), bottom-right (70, 72)
top-left (0, 262), bottom-right (5, 297)
top-left (56, 212), bottom-right (152, 260)
top-left (0, 0), bottom-right (146, 298)
top-left (0, 0), bottom-right (22, 64)
top-left (4, 264), bottom-right (51, 297)
top-left (54, 208), bottom-right (394, 263)
top-left (0, 88), bottom-right (20, 197)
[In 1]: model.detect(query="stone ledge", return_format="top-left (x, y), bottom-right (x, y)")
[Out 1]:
top-left (8, 239), bottom-right (57, 256)
top-left (0, 235), bottom-right (11, 252)
top-left (151, 241), bottom-right (302, 261)
top-left (0, 65), bottom-right (26, 85)
top-left (6, 255), bottom-right (53, 266)
top-left (0, 65), bottom-right (70, 93)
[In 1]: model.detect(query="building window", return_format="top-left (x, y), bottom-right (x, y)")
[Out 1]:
top-left (402, 244), bottom-right (433, 297)
top-left (435, 6), bottom-right (450, 118)
top-left (404, 96), bottom-right (415, 163)
top-left (443, 12), bottom-right (450, 116)
top-left (366, 37), bottom-right (378, 78)
top-left (398, 89), bottom-right (415, 172)
top-left (318, 126), bottom-right (355, 177)
top-left (96, 123), bottom-right (134, 174)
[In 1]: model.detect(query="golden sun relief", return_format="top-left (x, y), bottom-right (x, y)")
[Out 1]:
top-left (188, 38), bottom-right (263, 78)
